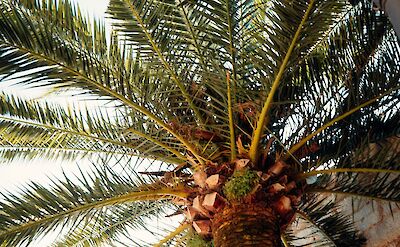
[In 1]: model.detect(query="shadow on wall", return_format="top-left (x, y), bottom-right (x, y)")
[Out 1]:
top-left (339, 191), bottom-right (400, 246)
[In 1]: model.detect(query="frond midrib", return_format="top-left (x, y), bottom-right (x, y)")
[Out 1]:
top-left (1, 40), bottom-right (201, 161)
top-left (0, 144), bottom-right (128, 156)
top-left (125, 128), bottom-right (185, 160)
top-left (0, 115), bottom-right (131, 150)
top-left (225, 0), bottom-right (237, 81)
top-left (0, 145), bottom-right (184, 163)
top-left (286, 85), bottom-right (400, 159)
top-left (249, 0), bottom-right (316, 162)
top-left (296, 210), bottom-right (338, 247)
top-left (59, 204), bottom-right (161, 247)
top-left (177, 1), bottom-right (207, 68)
top-left (296, 5), bottom-right (352, 70)
top-left (0, 188), bottom-right (188, 239)
top-left (153, 222), bottom-right (190, 247)
top-left (123, 0), bottom-right (205, 126)
top-left (0, 115), bottom-right (185, 164)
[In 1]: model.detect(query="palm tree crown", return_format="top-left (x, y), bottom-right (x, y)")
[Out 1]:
top-left (0, 0), bottom-right (399, 246)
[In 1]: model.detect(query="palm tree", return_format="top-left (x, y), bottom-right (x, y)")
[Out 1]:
top-left (0, 0), bottom-right (399, 246)
top-left (371, 0), bottom-right (400, 37)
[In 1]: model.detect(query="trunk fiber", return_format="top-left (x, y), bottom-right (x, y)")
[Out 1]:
top-left (212, 203), bottom-right (280, 247)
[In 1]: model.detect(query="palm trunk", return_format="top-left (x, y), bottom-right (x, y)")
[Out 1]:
top-left (373, 0), bottom-right (400, 39)
top-left (212, 203), bottom-right (280, 247)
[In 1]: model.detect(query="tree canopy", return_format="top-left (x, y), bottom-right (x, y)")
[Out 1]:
top-left (0, 0), bottom-right (399, 246)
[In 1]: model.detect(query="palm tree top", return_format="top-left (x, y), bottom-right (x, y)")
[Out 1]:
top-left (0, 0), bottom-right (399, 246)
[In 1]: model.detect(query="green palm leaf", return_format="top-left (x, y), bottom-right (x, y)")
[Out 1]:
top-left (0, 0), bottom-right (204, 161)
top-left (0, 92), bottom-right (184, 164)
top-left (53, 201), bottom-right (173, 247)
top-left (0, 165), bottom-right (187, 246)
top-left (308, 171), bottom-right (400, 205)
top-left (0, 0), bottom-right (399, 246)
top-left (283, 196), bottom-right (365, 247)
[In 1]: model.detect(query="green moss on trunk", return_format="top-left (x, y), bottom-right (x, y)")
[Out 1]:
top-left (222, 168), bottom-right (259, 201)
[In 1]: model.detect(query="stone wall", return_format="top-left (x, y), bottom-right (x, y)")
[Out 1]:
top-left (340, 197), bottom-right (400, 247)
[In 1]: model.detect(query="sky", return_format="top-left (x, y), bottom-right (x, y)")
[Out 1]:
top-left (71, 0), bottom-right (109, 19)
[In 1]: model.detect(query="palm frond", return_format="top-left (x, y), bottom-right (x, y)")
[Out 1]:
top-left (106, 0), bottom-right (240, 146)
top-left (0, 92), bottom-right (185, 164)
top-left (287, 85), bottom-right (399, 159)
top-left (249, 0), bottom-right (316, 162)
top-left (298, 107), bottom-right (399, 175)
top-left (0, 165), bottom-right (187, 246)
top-left (302, 118), bottom-right (400, 206)
top-left (241, 0), bottom-right (349, 88)
top-left (53, 201), bottom-right (172, 247)
top-left (280, 2), bottom-right (400, 169)
top-left (307, 171), bottom-right (400, 205)
top-left (153, 222), bottom-right (190, 247)
top-left (309, 104), bottom-right (399, 171)
top-left (283, 196), bottom-right (365, 247)
top-left (0, 0), bottom-right (399, 246)
top-left (107, 0), bottom-right (206, 125)
top-left (0, 0), bottom-right (204, 161)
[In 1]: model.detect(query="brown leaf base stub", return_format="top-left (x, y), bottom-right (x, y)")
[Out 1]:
top-left (184, 154), bottom-right (303, 244)
top-left (212, 203), bottom-right (280, 247)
